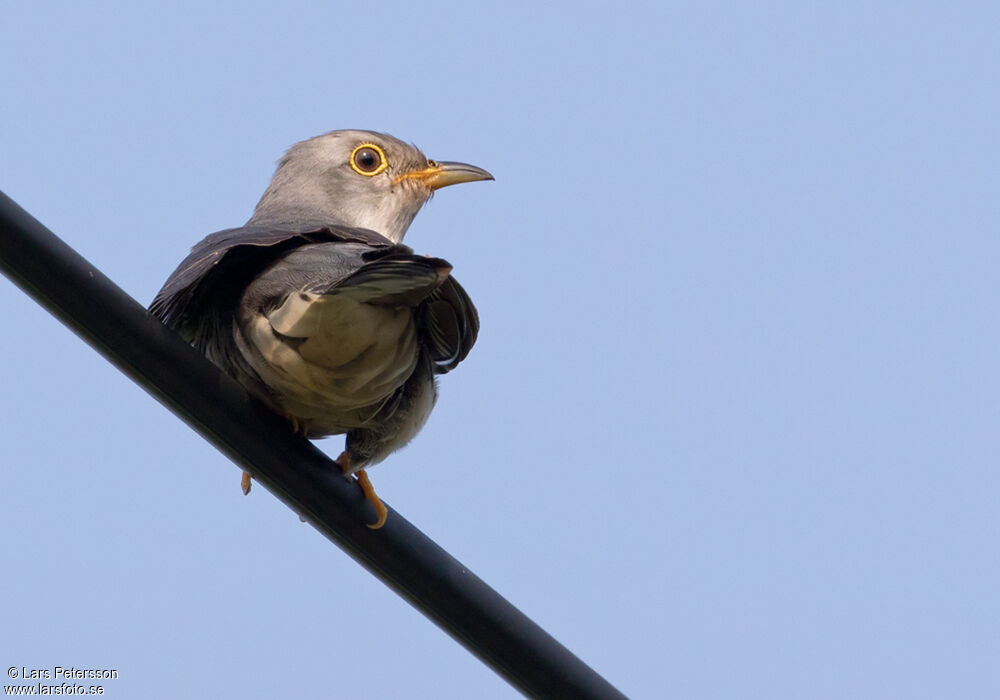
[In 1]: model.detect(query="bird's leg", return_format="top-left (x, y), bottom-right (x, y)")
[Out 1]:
top-left (336, 451), bottom-right (388, 530)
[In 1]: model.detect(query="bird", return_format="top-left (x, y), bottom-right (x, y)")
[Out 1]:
top-left (149, 129), bottom-right (492, 528)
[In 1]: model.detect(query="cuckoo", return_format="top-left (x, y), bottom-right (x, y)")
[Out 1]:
top-left (150, 130), bottom-right (492, 528)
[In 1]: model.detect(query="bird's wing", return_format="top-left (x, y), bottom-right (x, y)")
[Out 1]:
top-left (419, 276), bottom-right (479, 374)
top-left (242, 243), bottom-right (474, 372)
top-left (149, 223), bottom-right (398, 340)
top-left (243, 244), bottom-right (453, 339)
top-left (233, 244), bottom-right (454, 408)
top-left (150, 223), bottom-right (478, 376)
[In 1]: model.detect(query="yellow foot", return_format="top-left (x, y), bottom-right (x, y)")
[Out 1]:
top-left (241, 471), bottom-right (252, 495)
top-left (337, 451), bottom-right (388, 530)
top-left (355, 470), bottom-right (388, 530)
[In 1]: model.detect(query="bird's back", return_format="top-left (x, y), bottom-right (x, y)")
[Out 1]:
top-left (150, 223), bottom-right (478, 452)
top-left (234, 242), bottom-right (454, 434)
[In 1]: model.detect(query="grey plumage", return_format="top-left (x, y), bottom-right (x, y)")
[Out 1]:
top-left (150, 130), bottom-right (491, 477)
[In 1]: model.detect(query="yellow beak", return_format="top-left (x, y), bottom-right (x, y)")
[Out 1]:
top-left (396, 160), bottom-right (494, 190)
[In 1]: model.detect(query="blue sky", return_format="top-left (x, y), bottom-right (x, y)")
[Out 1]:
top-left (2, 2), bottom-right (998, 698)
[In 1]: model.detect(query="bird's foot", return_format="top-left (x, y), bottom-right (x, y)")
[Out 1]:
top-left (336, 451), bottom-right (387, 530)
top-left (355, 470), bottom-right (388, 529)
top-left (241, 471), bottom-right (252, 495)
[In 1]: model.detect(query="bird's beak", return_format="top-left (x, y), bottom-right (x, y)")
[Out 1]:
top-left (395, 160), bottom-right (494, 190)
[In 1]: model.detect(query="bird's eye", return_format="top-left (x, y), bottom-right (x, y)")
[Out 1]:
top-left (350, 143), bottom-right (388, 176)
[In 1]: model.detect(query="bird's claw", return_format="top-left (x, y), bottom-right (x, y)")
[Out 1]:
top-left (337, 451), bottom-right (388, 529)
top-left (355, 469), bottom-right (388, 529)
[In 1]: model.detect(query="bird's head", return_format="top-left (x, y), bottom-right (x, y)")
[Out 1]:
top-left (248, 129), bottom-right (493, 243)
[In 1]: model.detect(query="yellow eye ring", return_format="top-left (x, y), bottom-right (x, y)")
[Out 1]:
top-left (350, 143), bottom-right (388, 176)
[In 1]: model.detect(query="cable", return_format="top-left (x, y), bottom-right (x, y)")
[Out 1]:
top-left (0, 191), bottom-right (627, 700)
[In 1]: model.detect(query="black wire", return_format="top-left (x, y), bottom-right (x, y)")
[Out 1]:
top-left (0, 191), bottom-right (628, 700)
